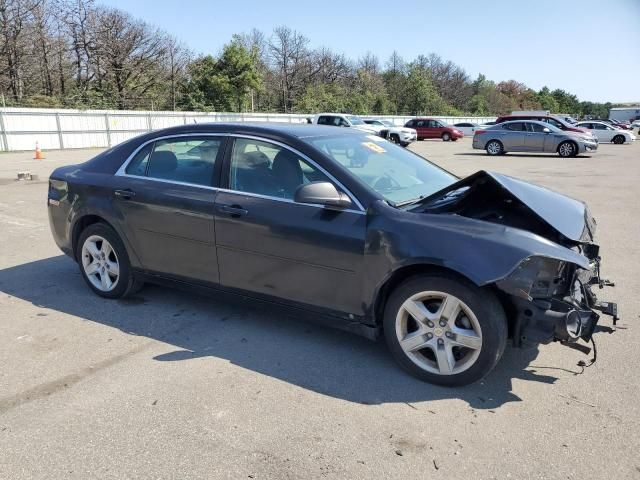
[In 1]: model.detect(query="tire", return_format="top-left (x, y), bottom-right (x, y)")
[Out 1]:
top-left (390, 134), bottom-right (400, 144)
top-left (383, 274), bottom-right (507, 386)
top-left (485, 140), bottom-right (503, 156)
top-left (442, 132), bottom-right (451, 142)
top-left (76, 222), bottom-right (143, 299)
top-left (612, 135), bottom-right (625, 145)
top-left (557, 141), bottom-right (577, 158)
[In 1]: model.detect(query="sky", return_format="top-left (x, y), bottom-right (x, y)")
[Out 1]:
top-left (102, 0), bottom-right (640, 103)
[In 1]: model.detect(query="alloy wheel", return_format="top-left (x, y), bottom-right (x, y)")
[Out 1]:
top-left (395, 291), bottom-right (482, 375)
top-left (559, 142), bottom-right (575, 157)
top-left (486, 141), bottom-right (501, 155)
top-left (81, 235), bottom-right (120, 292)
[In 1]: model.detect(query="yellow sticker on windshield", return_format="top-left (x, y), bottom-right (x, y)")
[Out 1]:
top-left (362, 142), bottom-right (386, 153)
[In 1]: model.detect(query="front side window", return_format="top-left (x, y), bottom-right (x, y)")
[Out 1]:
top-left (229, 138), bottom-right (331, 200)
top-left (528, 122), bottom-right (548, 133)
top-left (307, 134), bottom-right (455, 205)
top-left (142, 137), bottom-right (221, 186)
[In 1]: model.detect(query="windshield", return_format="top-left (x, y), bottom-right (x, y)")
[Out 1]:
top-left (307, 134), bottom-right (456, 205)
top-left (563, 116), bottom-right (578, 124)
top-left (346, 115), bottom-right (365, 125)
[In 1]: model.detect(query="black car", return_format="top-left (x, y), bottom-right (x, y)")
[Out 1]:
top-left (47, 123), bottom-right (618, 386)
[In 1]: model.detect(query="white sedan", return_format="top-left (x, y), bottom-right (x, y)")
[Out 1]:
top-left (575, 121), bottom-right (636, 144)
top-left (453, 122), bottom-right (484, 136)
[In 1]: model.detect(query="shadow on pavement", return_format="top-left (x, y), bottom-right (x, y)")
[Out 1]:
top-left (0, 255), bottom-right (563, 410)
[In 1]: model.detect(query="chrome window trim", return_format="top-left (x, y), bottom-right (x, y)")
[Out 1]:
top-left (114, 133), bottom-right (225, 178)
top-left (115, 132), bottom-right (366, 212)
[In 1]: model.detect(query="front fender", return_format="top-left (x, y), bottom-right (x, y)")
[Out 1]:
top-left (362, 200), bottom-right (589, 319)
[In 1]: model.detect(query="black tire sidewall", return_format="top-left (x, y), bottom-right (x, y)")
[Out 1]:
top-left (76, 223), bottom-right (135, 299)
top-left (613, 135), bottom-right (624, 144)
top-left (383, 274), bottom-right (507, 387)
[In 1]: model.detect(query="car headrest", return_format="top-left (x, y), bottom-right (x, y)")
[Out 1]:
top-left (237, 150), bottom-right (270, 170)
top-left (148, 150), bottom-right (178, 175)
top-left (272, 150), bottom-right (303, 182)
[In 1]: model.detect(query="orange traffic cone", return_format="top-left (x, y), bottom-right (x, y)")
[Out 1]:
top-left (34, 142), bottom-right (45, 160)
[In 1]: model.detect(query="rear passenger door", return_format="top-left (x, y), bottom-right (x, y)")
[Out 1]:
top-left (523, 122), bottom-right (546, 151)
top-left (113, 135), bottom-right (225, 284)
top-left (502, 122), bottom-right (527, 150)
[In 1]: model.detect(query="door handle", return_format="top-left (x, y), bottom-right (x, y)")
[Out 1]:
top-left (114, 189), bottom-right (136, 199)
top-left (216, 204), bottom-right (248, 217)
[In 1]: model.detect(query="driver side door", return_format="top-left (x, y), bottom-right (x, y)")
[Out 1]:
top-left (213, 136), bottom-right (367, 316)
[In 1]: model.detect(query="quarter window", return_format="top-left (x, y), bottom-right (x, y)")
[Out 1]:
top-left (125, 143), bottom-right (153, 176)
top-left (229, 138), bottom-right (332, 200)
top-left (143, 137), bottom-right (221, 186)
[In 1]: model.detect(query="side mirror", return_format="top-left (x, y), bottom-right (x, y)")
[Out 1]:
top-left (543, 127), bottom-right (551, 133)
top-left (294, 182), bottom-right (352, 209)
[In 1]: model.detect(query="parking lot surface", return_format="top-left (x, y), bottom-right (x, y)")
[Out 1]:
top-left (1, 138), bottom-right (639, 479)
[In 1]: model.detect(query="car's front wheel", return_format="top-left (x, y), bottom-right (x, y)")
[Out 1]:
top-left (612, 134), bottom-right (625, 144)
top-left (76, 223), bottom-right (143, 299)
top-left (442, 132), bottom-right (451, 141)
top-left (558, 141), bottom-right (577, 157)
top-left (384, 274), bottom-right (507, 386)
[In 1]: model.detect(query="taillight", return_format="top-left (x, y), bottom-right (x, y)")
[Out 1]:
top-left (475, 130), bottom-right (486, 135)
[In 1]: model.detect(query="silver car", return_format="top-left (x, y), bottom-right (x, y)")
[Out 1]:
top-left (473, 120), bottom-right (598, 157)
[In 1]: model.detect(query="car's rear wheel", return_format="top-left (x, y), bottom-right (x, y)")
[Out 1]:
top-left (383, 274), bottom-right (507, 386)
top-left (558, 141), bottom-right (577, 157)
top-left (77, 223), bottom-right (143, 299)
top-left (485, 140), bottom-right (503, 156)
top-left (442, 132), bottom-right (451, 141)
top-left (612, 134), bottom-right (625, 144)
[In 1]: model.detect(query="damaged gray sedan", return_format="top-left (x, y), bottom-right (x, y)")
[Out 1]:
top-left (47, 124), bottom-right (618, 386)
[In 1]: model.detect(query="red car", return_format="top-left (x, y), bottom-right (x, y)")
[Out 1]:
top-left (495, 114), bottom-right (588, 134)
top-left (404, 118), bottom-right (464, 141)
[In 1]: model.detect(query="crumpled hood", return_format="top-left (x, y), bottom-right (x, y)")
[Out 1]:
top-left (424, 170), bottom-right (595, 244)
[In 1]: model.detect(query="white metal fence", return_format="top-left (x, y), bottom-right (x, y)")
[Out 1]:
top-left (0, 107), bottom-right (496, 152)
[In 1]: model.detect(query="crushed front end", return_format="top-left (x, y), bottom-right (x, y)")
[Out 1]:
top-left (496, 244), bottom-right (618, 356)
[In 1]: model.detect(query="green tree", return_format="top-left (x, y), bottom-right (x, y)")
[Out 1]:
top-left (216, 42), bottom-right (262, 111)
top-left (402, 65), bottom-right (446, 115)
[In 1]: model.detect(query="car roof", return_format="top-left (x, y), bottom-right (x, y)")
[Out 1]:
top-left (129, 122), bottom-right (365, 140)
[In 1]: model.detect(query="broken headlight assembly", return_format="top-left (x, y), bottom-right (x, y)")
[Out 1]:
top-left (497, 256), bottom-right (573, 301)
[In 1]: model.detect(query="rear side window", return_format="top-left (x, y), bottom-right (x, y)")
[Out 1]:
top-left (317, 116), bottom-right (332, 125)
top-left (127, 137), bottom-right (222, 187)
top-left (504, 122), bottom-right (526, 131)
